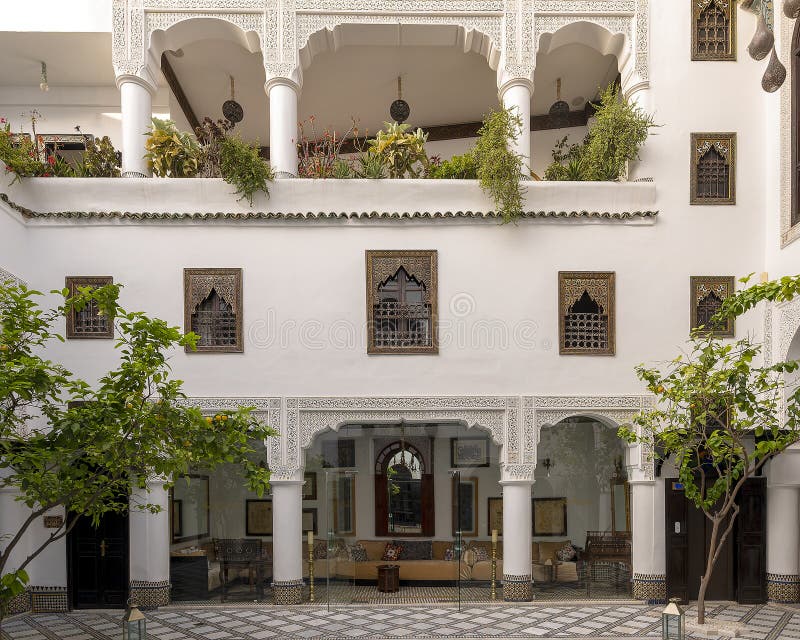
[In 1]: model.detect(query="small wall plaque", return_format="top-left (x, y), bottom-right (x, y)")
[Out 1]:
top-left (43, 515), bottom-right (64, 529)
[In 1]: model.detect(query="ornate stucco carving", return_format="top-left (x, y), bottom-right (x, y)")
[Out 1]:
top-left (0, 267), bottom-right (25, 285)
top-left (112, 0), bottom-right (648, 92)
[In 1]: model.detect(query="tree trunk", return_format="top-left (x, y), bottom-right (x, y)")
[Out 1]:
top-left (697, 517), bottom-right (721, 625)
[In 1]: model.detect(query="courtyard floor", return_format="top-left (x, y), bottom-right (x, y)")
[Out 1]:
top-left (2, 601), bottom-right (800, 640)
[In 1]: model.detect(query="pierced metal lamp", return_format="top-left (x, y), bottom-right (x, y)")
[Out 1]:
top-left (548, 78), bottom-right (570, 128)
top-left (222, 75), bottom-right (244, 124)
top-left (122, 601), bottom-right (147, 640)
top-left (661, 598), bottom-right (685, 640)
top-left (390, 76), bottom-right (410, 124)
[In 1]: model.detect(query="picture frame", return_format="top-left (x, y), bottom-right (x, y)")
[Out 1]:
top-left (532, 497), bottom-right (567, 537)
top-left (450, 437), bottom-right (490, 468)
top-left (246, 499), bottom-right (273, 536)
top-left (333, 473), bottom-right (356, 535)
top-left (302, 508), bottom-right (318, 535)
top-left (451, 477), bottom-right (479, 537)
top-left (322, 439), bottom-right (356, 468)
top-left (303, 471), bottom-right (318, 500)
top-left (487, 497), bottom-right (503, 537)
top-left (171, 499), bottom-right (183, 538)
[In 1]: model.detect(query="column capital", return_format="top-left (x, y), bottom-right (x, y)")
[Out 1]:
top-left (265, 76), bottom-right (301, 96)
top-left (498, 76), bottom-right (534, 99)
top-left (270, 477), bottom-right (305, 486)
top-left (115, 73), bottom-right (157, 96)
top-left (500, 464), bottom-right (536, 483)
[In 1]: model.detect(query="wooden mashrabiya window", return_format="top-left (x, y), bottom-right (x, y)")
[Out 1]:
top-left (183, 268), bottom-right (243, 353)
top-left (558, 271), bottom-right (616, 356)
top-left (690, 275), bottom-right (735, 337)
top-left (65, 275), bottom-right (114, 339)
top-left (690, 132), bottom-right (736, 205)
top-left (691, 0), bottom-right (736, 61)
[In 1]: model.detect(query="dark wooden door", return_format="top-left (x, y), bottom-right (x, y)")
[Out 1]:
top-left (665, 480), bottom-right (690, 603)
top-left (736, 477), bottom-right (767, 604)
top-left (68, 511), bottom-right (129, 609)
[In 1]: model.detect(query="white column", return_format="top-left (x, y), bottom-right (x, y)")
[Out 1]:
top-left (631, 479), bottom-right (666, 602)
top-left (767, 484), bottom-right (800, 602)
top-left (117, 75), bottom-right (154, 178)
top-left (271, 478), bottom-right (303, 604)
top-left (500, 478), bottom-right (533, 601)
top-left (129, 478), bottom-right (170, 607)
top-left (499, 79), bottom-right (533, 177)
top-left (266, 78), bottom-right (299, 178)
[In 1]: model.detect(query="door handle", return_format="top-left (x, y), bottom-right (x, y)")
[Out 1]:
top-left (100, 540), bottom-right (107, 557)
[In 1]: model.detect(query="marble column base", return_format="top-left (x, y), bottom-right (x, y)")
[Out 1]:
top-left (502, 574), bottom-right (533, 602)
top-left (767, 573), bottom-right (800, 603)
top-left (632, 573), bottom-right (666, 604)
top-left (273, 579), bottom-right (304, 604)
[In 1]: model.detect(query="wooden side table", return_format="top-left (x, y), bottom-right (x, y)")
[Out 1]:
top-left (377, 564), bottom-right (400, 593)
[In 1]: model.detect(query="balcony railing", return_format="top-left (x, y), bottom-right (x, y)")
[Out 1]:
top-left (0, 175), bottom-right (658, 223)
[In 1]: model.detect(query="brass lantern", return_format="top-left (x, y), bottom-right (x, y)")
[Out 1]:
top-left (122, 601), bottom-right (147, 640)
top-left (661, 598), bottom-right (685, 640)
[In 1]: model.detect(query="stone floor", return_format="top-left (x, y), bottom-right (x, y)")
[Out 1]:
top-left (2, 602), bottom-right (800, 640)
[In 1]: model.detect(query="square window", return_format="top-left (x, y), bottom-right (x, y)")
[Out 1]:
top-left (559, 271), bottom-right (615, 356)
top-left (366, 250), bottom-right (438, 354)
top-left (65, 276), bottom-right (114, 339)
top-left (691, 0), bottom-right (736, 61)
top-left (184, 268), bottom-right (243, 353)
top-left (690, 133), bottom-right (736, 205)
top-left (690, 275), bottom-right (735, 337)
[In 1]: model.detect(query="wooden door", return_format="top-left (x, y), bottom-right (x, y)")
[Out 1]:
top-left (736, 477), bottom-right (767, 604)
top-left (68, 511), bottom-right (129, 609)
top-left (665, 480), bottom-right (690, 603)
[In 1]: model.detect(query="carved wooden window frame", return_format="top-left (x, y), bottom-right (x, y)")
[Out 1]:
top-left (366, 250), bottom-right (438, 355)
top-left (691, 0), bottom-right (736, 61)
top-left (558, 271), bottom-right (616, 356)
top-left (183, 268), bottom-right (243, 353)
top-left (690, 132), bottom-right (737, 205)
top-left (690, 275), bottom-right (735, 337)
top-left (65, 276), bottom-right (114, 339)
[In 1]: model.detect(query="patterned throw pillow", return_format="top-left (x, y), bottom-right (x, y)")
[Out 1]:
top-left (443, 547), bottom-right (454, 561)
top-left (313, 540), bottom-right (328, 560)
top-left (347, 544), bottom-right (369, 562)
top-left (397, 540), bottom-right (432, 560)
top-left (556, 542), bottom-right (576, 561)
top-left (471, 545), bottom-right (489, 562)
top-left (381, 542), bottom-right (404, 561)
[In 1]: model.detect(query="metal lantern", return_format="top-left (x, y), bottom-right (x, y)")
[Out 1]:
top-left (661, 598), bottom-right (685, 640)
top-left (122, 601), bottom-right (147, 640)
top-left (222, 76), bottom-right (244, 124)
top-left (389, 76), bottom-right (410, 124)
top-left (548, 78), bottom-right (570, 128)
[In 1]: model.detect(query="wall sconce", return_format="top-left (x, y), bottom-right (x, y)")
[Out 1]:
top-left (541, 458), bottom-right (554, 477)
top-left (39, 62), bottom-right (49, 92)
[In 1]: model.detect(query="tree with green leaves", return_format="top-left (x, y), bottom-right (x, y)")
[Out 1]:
top-left (620, 275), bottom-right (800, 624)
top-left (0, 280), bottom-right (276, 619)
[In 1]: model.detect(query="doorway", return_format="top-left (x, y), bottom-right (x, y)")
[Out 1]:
top-left (665, 477), bottom-right (766, 604)
top-left (67, 511), bottom-right (129, 609)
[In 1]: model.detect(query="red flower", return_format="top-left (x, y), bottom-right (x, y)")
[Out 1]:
top-left (43, 172), bottom-right (51, 177)
top-left (47, 155), bottom-right (56, 165)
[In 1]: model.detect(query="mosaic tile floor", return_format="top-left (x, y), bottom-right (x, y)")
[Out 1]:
top-left (2, 602), bottom-right (800, 640)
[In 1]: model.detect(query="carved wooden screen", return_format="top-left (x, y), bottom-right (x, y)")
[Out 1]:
top-left (366, 250), bottom-right (438, 354)
top-left (692, 0), bottom-right (736, 61)
top-left (65, 276), bottom-right (114, 339)
top-left (183, 268), bottom-right (243, 352)
top-left (690, 133), bottom-right (736, 205)
top-left (690, 276), bottom-right (735, 337)
top-left (558, 271), bottom-right (615, 355)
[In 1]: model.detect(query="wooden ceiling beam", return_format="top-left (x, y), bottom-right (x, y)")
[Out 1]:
top-left (160, 53), bottom-right (200, 132)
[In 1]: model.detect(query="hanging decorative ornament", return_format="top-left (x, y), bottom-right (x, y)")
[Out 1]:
top-left (785, 0), bottom-right (800, 19)
top-left (548, 78), bottom-right (570, 128)
top-left (390, 76), bottom-right (410, 124)
top-left (762, 46), bottom-right (787, 92)
top-left (747, 13), bottom-right (774, 61)
top-left (741, 0), bottom-right (756, 10)
top-left (222, 75), bottom-right (244, 124)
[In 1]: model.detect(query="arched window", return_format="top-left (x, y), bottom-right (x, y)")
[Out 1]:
top-left (697, 146), bottom-right (730, 199)
top-left (184, 268), bottom-right (243, 352)
top-left (559, 271), bottom-right (615, 355)
top-left (374, 441), bottom-right (434, 537)
top-left (191, 288), bottom-right (237, 347)
top-left (792, 19), bottom-right (800, 227)
top-left (692, 0), bottom-right (735, 61)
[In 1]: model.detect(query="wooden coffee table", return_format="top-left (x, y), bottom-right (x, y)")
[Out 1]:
top-left (377, 564), bottom-right (400, 593)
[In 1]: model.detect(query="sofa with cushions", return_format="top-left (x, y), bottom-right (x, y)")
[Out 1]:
top-left (465, 539), bottom-right (580, 583)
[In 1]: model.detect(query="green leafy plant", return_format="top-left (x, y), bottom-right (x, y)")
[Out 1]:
top-left (619, 274), bottom-right (800, 624)
top-left (297, 117), bottom-right (358, 179)
top-left (219, 134), bottom-right (274, 205)
top-left (355, 150), bottom-right (387, 179)
top-left (544, 134), bottom-right (588, 181)
top-left (195, 117), bottom-right (234, 178)
top-left (0, 122), bottom-right (46, 183)
top-left (77, 136), bottom-right (120, 177)
top-left (427, 152), bottom-right (478, 179)
top-left (368, 121), bottom-right (429, 178)
top-left (473, 106), bottom-right (524, 223)
top-left (144, 117), bottom-right (200, 177)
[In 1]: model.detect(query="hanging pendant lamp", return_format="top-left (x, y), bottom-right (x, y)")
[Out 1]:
top-left (748, 13), bottom-right (774, 61)
top-left (762, 46), bottom-right (787, 92)
top-left (785, 0), bottom-right (800, 19)
top-left (548, 78), bottom-right (570, 128)
top-left (222, 75), bottom-right (244, 124)
top-left (390, 75), bottom-right (410, 124)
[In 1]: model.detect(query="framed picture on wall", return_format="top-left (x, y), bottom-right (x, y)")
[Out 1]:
top-left (487, 497), bottom-right (503, 537)
top-left (451, 477), bottom-right (479, 537)
top-left (246, 499), bottom-right (273, 536)
top-left (333, 473), bottom-right (356, 534)
top-left (450, 437), bottom-right (490, 468)
top-left (302, 508), bottom-right (318, 535)
top-left (303, 471), bottom-right (318, 500)
top-left (532, 497), bottom-right (567, 536)
top-left (322, 439), bottom-right (356, 468)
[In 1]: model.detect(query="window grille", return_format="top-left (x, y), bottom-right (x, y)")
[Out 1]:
top-left (184, 268), bottom-right (243, 353)
top-left (366, 251), bottom-right (438, 354)
top-left (690, 133), bottom-right (736, 205)
top-left (690, 276), bottom-right (735, 337)
top-left (559, 272), bottom-right (615, 355)
top-left (692, 0), bottom-right (736, 61)
top-left (65, 276), bottom-right (113, 339)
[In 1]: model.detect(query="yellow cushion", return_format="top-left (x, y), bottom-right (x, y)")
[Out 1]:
top-left (358, 540), bottom-right (387, 561)
top-left (431, 541), bottom-right (450, 560)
